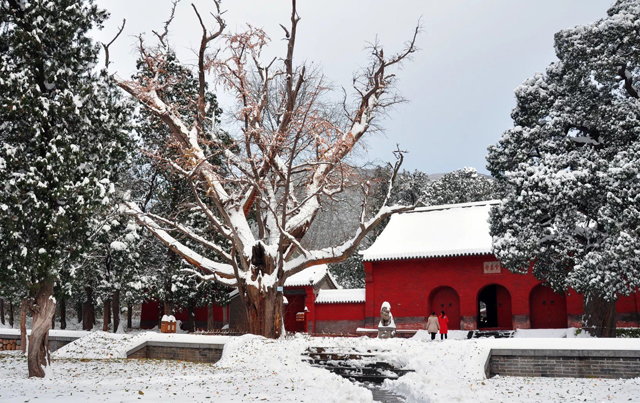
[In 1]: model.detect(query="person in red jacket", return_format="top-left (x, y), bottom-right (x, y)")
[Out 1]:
top-left (438, 311), bottom-right (449, 340)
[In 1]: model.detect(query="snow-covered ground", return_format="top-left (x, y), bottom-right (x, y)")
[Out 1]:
top-left (1, 331), bottom-right (639, 403)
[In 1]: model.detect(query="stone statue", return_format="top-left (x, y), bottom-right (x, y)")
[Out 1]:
top-left (378, 301), bottom-right (396, 339)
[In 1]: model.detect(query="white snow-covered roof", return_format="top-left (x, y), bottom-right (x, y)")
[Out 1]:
top-left (228, 264), bottom-right (335, 299)
top-left (315, 288), bottom-right (366, 304)
top-left (284, 264), bottom-right (331, 287)
top-left (361, 200), bottom-right (501, 261)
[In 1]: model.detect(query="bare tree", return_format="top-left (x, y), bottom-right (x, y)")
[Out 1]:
top-left (115, 0), bottom-right (420, 337)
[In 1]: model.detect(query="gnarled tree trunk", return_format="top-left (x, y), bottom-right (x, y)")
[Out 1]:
top-left (239, 244), bottom-right (284, 338)
top-left (244, 286), bottom-right (283, 338)
top-left (583, 291), bottom-right (617, 337)
top-left (20, 299), bottom-right (28, 353)
top-left (28, 279), bottom-right (56, 378)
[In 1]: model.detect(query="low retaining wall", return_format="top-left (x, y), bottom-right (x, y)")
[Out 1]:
top-left (0, 334), bottom-right (79, 352)
top-left (127, 341), bottom-right (224, 363)
top-left (487, 349), bottom-right (640, 379)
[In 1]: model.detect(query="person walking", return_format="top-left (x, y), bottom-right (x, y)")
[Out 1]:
top-left (438, 311), bottom-right (449, 340)
top-left (426, 312), bottom-right (440, 341)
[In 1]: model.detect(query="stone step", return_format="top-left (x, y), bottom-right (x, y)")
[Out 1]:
top-left (467, 330), bottom-right (515, 339)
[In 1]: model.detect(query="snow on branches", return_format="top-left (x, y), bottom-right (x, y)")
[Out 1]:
top-left (111, 0), bottom-right (419, 336)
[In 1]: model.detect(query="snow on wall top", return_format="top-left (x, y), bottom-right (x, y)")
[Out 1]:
top-left (284, 264), bottom-right (330, 287)
top-left (361, 200), bottom-right (501, 261)
top-left (315, 288), bottom-right (366, 304)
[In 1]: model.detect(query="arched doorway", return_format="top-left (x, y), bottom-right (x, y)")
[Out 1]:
top-left (477, 284), bottom-right (512, 329)
top-left (529, 284), bottom-right (567, 329)
top-left (429, 287), bottom-right (460, 330)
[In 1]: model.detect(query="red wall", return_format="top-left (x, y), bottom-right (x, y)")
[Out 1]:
top-left (364, 254), bottom-right (639, 331)
top-left (140, 299), bottom-right (227, 330)
top-left (314, 302), bottom-right (365, 335)
top-left (366, 255), bottom-right (540, 330)
top-left (315, 302), bottom-right (366, 321)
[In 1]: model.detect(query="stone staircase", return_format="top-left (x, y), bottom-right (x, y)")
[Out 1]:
top-left (303, 346), bottom-right (414, 384)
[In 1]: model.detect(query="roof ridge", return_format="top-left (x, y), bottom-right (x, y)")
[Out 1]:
top-left (404, 199), bottom-right (501, 214)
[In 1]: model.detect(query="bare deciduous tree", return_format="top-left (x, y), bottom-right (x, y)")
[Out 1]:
top-left (115, 0), bottom-right (420, 337)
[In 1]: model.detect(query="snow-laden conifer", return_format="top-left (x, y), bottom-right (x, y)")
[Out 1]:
top-left (0, 0), bottom-right (132, 375)
top-left (487, 0), bottom-right (640, 337)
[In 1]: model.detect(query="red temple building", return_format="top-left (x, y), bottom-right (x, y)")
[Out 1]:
top-left (358, 200), bottom-right (640, 332)
top-left (141, 200), bottom-right (640, 334)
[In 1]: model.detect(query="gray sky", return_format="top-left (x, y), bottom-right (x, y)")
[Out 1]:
top-left (95, 0), bottom-right (613, 174)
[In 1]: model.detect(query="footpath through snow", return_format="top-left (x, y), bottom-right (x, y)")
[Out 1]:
top-left (1, 330), bottom-right (640, 402)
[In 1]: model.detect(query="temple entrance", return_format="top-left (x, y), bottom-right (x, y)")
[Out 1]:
top-left (477, 284), bottom-right (512, 329)
top-left (284, 293), bottom-right (306, 333)
top-left (530, 284), bottom-right (567, 328)
top-left (429, 287), bottom-right (461, 330)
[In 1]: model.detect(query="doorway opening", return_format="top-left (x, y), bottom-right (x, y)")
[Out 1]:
top-left (477, 284), bottom-right (512, 329)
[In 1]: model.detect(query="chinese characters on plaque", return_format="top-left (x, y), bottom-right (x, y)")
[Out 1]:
top-left (483, 261), bottom-right (502, 275)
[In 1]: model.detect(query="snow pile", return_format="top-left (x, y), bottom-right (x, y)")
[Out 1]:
top-left (216, 335), bottom-right (372, 403)
top-left (161, 315), bottom-right (176, 322)
top-left (53, 332), bottom-right (145, 359)
top-left (53, 331), bottom-right (231, 360)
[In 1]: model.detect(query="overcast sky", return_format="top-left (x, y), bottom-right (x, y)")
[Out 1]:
top-left (95, 0), bottom-right (613, 174)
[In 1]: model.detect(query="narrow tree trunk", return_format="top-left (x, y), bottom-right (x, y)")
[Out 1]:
top-left (112, 290), bottom-right (120, 333)
top-left (8, 301), bottom-right (14, 328)
top-left (207, 303), bottom-right (214, 331)
top-left (187, 299), bottom-right (195, 333)
top-left (76, 300), bottom-right (82, 324)
top-left (28, 279), bottom-right (56, 378)
top-left (82, 288), bottom-right (95, 331)
top-left (103, 299), bottom-right (111, 332)
top-left (127, 303), bottom-right (133, 330)
top-left (163, 300), bottom-right (173, 317)
top-left (51, 307), bottom-right (55, 329)
top-left (0, 298), bottom-right (5, 325)
top-left (583, 291), bottom-right (617, 337)
top-left (20, 299), bottom-right (28, 353)
top-left (60, 298), bottom-right (66, 330)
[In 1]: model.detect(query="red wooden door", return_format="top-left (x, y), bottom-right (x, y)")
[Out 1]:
top-left (430, 287), bottom-right (460, 330)
top-left (495, 285), bottom-right (513, 329)
top-left (530, 285), bottom-right (567, 329)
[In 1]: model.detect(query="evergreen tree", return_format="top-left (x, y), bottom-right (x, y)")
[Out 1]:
top-left (0, 0), bottom-right (131, 376)
top-left (487, 0), bottom-right (640, 337)
top-left (130, 48), bottom-right (230, 324)
top-left (422, 167), bottom-right (500, 206)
